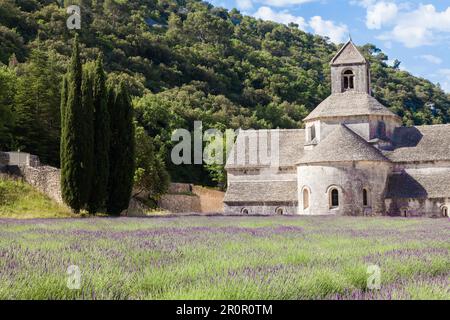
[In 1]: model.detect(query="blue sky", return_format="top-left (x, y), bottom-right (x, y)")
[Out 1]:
top-left (207, 0), bottom-right (450, 92)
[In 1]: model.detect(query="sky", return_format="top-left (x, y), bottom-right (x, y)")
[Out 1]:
top-left (207, 0), bottom-right (450, 92)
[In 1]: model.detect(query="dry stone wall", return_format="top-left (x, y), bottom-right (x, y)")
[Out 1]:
top-left (19, 165), bottom-right (63, 204)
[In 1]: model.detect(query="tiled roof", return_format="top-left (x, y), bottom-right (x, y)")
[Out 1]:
top-left (384, 124), bottom-right (450, 163)
top-left (224, 180), bottom-right (298, 203)
top-left (304, 91), bottom-right (400, 121)
top-left (298, 124), bottom-right (390, 164)
top-left (386, 169), bottom-right (450, 199)
top-left (225, 129), bottom-right (306, 169)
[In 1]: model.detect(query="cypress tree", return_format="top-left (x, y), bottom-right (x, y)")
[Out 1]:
top-left (60, 35), bottom-right (85, 213)
top-left (107, 81), bottom-right (135, 215)
top-left (60, 74), bottom-right (68, 172)
top-left (80, 64), bottom-right (95, 207)
top-left (87, 56), bottom-right (110, 214)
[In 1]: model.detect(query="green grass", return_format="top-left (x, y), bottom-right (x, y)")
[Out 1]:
top-left (0, 216), bottom-right (448, 300)
top-left (0, 178), bottom-right (72, 218)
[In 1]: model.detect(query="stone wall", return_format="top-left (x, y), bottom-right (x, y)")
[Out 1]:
top-left (192, 186), bottom-right (224, 213)
top-left (158, 183), bottom-right (225, 213)
top-left (224, 203), bottom-right (297, 215)
top-left (168, 183), bottom-right (192, 194)
top-left (19, 165), bottom-right (63, 204)
top-left (385, 197), bottom-right (449, 218)
top-left (158, 194), bottom-right (201, 213)
top-left (297, 161), bottom-right (392, 216)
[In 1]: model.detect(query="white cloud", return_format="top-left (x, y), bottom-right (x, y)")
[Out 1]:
top-left (309, 16), bottom-right (349, 43)
top-left (419, 54), bottom-right (443, 65)
top-left (236, 0), bottom-right (254, 10)
top-left (376, 4), bottom-right (450, 47)
top-left (252, 7), bottom-right (348, 43)
top-left (253, 6), bottom-right (308, 30)
top-left (366, 1), bottom-right (398, 29)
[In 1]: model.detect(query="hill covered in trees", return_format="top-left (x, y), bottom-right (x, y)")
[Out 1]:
top-left (1, 0), bottom-right (449, 185)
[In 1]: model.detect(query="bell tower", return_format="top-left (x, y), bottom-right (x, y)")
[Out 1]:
top-left (330, 40), bottom-right (371, 95)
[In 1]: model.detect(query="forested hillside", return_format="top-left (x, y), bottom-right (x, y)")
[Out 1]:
top-left (1, 0), bottom-right (449, 185)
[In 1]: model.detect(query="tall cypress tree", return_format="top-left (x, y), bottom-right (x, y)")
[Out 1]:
top-left (107, 81), bottom-right (135, 215)
top-left (87, 56), bottom-right (110, 214)
top-left (60, 74), bottom-right (68, 172)
top-left (80, 64), bottom-right (94, 207)
top-left (60, 35), bottom-right (85, 213)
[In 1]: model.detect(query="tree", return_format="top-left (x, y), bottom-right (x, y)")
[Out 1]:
top-left (80, 62), bottom-right (95, 207)
top-left (13, 48), bottom-right (61, 165)
top-left (0, 64), bottom-right (16, 149)
top-left (133, 125), bottom-right (169, 205)
top-left (107, 81), bottom-right (135, 215)
top-left (87, 56), bottom-right (110, 214)
top-left (61, 35), bottom-right (87, 213)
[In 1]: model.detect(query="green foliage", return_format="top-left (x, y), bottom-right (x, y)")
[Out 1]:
top-left (107, 81), bottom-right (135, 215)
top-left (61, 35), bottom-right (86, 213)
top-left (80, 61), bottom-right (95, 205)
top-left (134, 125), bottom-right (169, 205)
top-left (0, 0), bottom-right (449, 187)
top-left (87, 55), bottom-right (110, 214)
top-left (11, 48), bottom-right (61, 165)
top-left (0, 64), bottom-right (16, 147)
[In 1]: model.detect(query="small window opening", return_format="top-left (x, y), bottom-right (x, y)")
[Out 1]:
top-left (343, 70), bottom-right (355, 91)
top-left (442, 206), bottom-right (449, 217)
top-left (310, 125), bottom-right (316, 141)
top-left (363, 189), bottom-right (369, 207)
top-left (241, 208), bottom-right (249, 215)
top-left (276, 207), bottom-right (284, 215)
top-left (303, 188), bottom-right (310, 210)
top-left (330, 188), bottom-right (339, 208)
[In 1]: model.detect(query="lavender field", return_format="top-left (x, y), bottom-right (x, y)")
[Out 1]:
top-left (0, 216), bottom-right (448, 300)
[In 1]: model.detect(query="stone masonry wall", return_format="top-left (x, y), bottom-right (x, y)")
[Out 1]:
top-left (19, 165), bottom-right (63, 204)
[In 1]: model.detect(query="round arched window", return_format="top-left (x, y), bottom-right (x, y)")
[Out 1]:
top-left (342, 70), bottom-right (355, 91)
top-left (241, 208), bottom-right (249, 215)
top-left (275, 207), bottom-right (284, 215)
top-left (442, 206), bottom-right (449, 217)
top-left (303, 188), bottom-right (310, 210)
top-left (363, 188), bottom-right (370, 207)
top-left (329, 188), bottom-right (339, 208)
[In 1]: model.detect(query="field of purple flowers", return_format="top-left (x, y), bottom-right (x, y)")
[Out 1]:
top-left (0, 216), bottom-right (448, 300)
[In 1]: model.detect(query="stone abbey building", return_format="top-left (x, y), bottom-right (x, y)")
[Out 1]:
top-left (224, 40), bottom-right (450, 217)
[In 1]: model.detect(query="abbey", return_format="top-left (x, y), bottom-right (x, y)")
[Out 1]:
top-left (224, 40), bottom-right (450, 217)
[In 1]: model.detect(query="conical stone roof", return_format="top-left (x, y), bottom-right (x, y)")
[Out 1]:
top-left (298, 124), bottom-right (390, 164)
top-left (304, 91), bottom-right (400, 122)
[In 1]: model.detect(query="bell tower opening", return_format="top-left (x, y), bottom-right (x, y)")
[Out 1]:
top-left (342, 70), bottom-right (355, 91)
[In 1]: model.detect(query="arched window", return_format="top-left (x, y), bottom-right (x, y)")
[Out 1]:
top-left (310, 125), bottom-right (316, 141)
top-left (329, 188), bottom-right (339, 208)
top-left (343, 70), bottom-right (355, 91)
top-left (241, 208), bottom-right (249, 215)
top-left (400, 207), bottom-right (408, 217)
top-left (303, 188), bottom-right (310, 210)
top-left (442, 206), bottom-right (449, 217)
top-left (363, 188), bottom-right (369, 207)
top-left (276, 207), bottom-right (284, 215)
